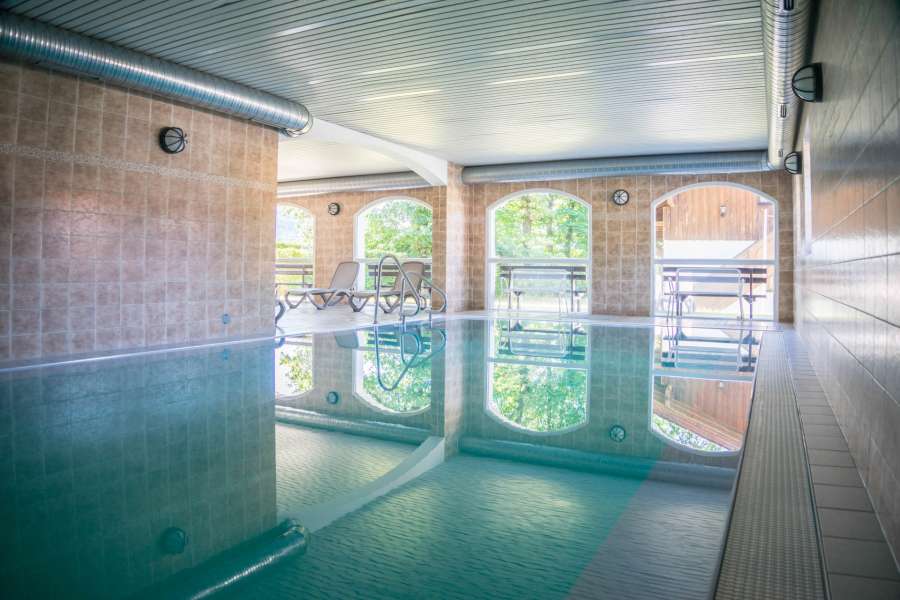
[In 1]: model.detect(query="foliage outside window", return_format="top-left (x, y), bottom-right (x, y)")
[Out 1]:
top-left (276, 204), bottom-right (315, 260)
top-left (493, 193), bottom-right (589, 259)
top-left (359, 198), bottom-right (432, 259)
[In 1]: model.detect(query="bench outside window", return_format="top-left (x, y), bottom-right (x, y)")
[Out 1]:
top-left (497, 264), bottom-right (588, 313)
top-left (662, 266), bottom-right (768, 320)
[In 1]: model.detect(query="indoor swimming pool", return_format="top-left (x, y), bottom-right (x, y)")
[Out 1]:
top-left (0, 317), bottom-right (762, 599)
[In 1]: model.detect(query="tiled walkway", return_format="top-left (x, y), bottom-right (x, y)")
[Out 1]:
top-left (784, 331), bottom-right (900, 600)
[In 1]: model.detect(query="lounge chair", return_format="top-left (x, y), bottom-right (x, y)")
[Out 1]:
top-left (286, 261), bottom-right (360, 310)
top-left (347, 261), bottom-right (426, 313)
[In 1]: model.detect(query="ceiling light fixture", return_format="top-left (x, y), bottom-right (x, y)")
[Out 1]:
top-left (273, 22), bottom-right (326, 38)
top-left (491, 39), bottom-right (587, 55)
top-left (360, 89), bottom-right (440, 102)
top-left (488, 71), bottom-right (591, 86)
top-left (646, 52), bottom-right (762, 67)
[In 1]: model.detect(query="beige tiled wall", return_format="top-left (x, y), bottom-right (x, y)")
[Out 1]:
top-left (279, 186), bottom-right (446, 289)
top-left (794, 0), bottom-right (900, 553)
top-left (0, 59), bottom-right (278, 362)
top-left (287, 170), bottom-right (793, 319)
top-left (466, 172), bottom-right (794, 319)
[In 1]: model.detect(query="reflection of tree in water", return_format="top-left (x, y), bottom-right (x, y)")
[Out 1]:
top-left (277, 344), bottom-right (313, 397)
top-left (360, 352), bottom-right (431, 413)
top-left (490, 364), bottom-right (587, 432)
top-left (651, 415), bottom-right (727, 453)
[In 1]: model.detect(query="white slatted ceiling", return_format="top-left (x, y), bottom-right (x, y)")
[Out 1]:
top-left (5, 0), bottom-right (768, 169)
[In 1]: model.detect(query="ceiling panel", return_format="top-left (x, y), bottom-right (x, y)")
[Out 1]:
top-left (4, 0), bottom-right (769, 172)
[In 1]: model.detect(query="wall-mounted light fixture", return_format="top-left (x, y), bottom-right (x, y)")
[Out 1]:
top-left (719, 204), bottom-right (728, 217)
top-left (791, 63), bottom-right (823, 102)
top-left (159, 127), bottom-right (187, 153)
top-left (327, 202), bottom-right (341, 216)
top-left (784, 151), bottom-right (802, 175)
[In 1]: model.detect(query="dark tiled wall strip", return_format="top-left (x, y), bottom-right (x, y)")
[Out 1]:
top-left (793, 0), bottom-right (900, 569)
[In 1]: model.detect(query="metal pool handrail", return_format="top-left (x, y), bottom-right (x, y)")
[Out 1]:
top-left (374, 254), bottom-right (424, 325)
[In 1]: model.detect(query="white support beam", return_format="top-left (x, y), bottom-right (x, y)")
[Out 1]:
top-left (291, 118), bottom-right (448, 186)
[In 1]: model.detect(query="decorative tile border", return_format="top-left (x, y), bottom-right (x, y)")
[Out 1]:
top-left (0, 142), bottom-right (274, 191)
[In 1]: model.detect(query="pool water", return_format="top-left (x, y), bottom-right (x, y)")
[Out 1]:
top-left (0, 318), bottom-right (761, 599)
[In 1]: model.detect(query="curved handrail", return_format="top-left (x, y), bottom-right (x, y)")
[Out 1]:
top-left (373, 254), bottom-right (424, 325)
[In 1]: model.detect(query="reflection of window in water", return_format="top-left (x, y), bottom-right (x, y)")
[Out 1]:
top-left (486, 320), bottom-right (589, 433)
top-left (651, 377), bottom-right (751, 454)
top-left (352, 329), bottom-right (432, 414)
top-left (276, 338), bottom-right (313, 398)
top-left (490, 364), bottom-right (587, 432)
top-left (651, 415), bottom-right (727, 453)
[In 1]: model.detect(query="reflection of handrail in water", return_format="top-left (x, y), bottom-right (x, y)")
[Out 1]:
top-left (373, 326), bottom-right (447, 392)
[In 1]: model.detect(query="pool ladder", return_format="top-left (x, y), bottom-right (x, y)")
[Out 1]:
top-left (373, 254), bottom-right (447, 326)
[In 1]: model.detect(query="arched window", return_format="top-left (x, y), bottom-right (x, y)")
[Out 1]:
top-left (355, 197), bottom-right (432, 288)
top-left (652, 183), bottom-right (778, 320)
top-left (487, 190), bottom-right (590, 312)
top-left (484, 320), bottom-right (589, 434)
top-left (276, 203), bottom-right (315, 293)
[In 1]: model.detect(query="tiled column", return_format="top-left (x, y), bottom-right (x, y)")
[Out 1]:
top-left (432, 162), bottom-right (468, 311)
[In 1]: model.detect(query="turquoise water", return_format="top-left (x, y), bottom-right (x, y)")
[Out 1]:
top-left (0, 318), bottom-right (759, 599)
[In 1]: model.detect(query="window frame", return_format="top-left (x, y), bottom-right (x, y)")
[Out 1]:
top-left (483, 320), bottom-right (591, 436)
top-left (649, 182), bottom-right (780, 322)
top-left (485, 189), bottom-right (592, 313)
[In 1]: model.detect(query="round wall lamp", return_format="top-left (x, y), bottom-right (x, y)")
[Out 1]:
top-left (327, 202), bottom-right (341, 216)
top-left (159, 127), bottom-right (187, 154)
top-left (609, 424), bottom-right (627, 442)
top-left (791, 63), bottom-right (823, 102)
top-left (326, 391), bottom-right (340, 405)
top-left (611, 189), bottom-right (629, 206)
top-left (784, 151), bottom-right (802, 175)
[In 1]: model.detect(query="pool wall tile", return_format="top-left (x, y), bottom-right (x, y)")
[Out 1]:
top-left (793, 0), bottom-right (900, 563)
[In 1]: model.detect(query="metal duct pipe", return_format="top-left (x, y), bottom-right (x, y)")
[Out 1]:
top-left (278, 171), bottom-right (429, 197)
top-left (0, 11), bottom-right (311, 135)
top-left (760, 0), bottom-right (814, 168)
top-left (461, 151), bottom-right (771, 184)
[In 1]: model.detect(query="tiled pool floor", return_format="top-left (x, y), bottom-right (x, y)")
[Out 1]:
top-left (232, 454), bottom-right (732, 600)
top-left (275, 424), bottom-right (415, 513)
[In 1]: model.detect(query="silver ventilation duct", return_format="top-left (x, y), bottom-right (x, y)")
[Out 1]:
top-left (760, 0), bottom-right (814, 168)
top-left (461, 151), bottom-right (771, 184)
top-left (278, 172), bottom-right (429, 197)
top-left (0, 11), bottom-right (311, 135)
